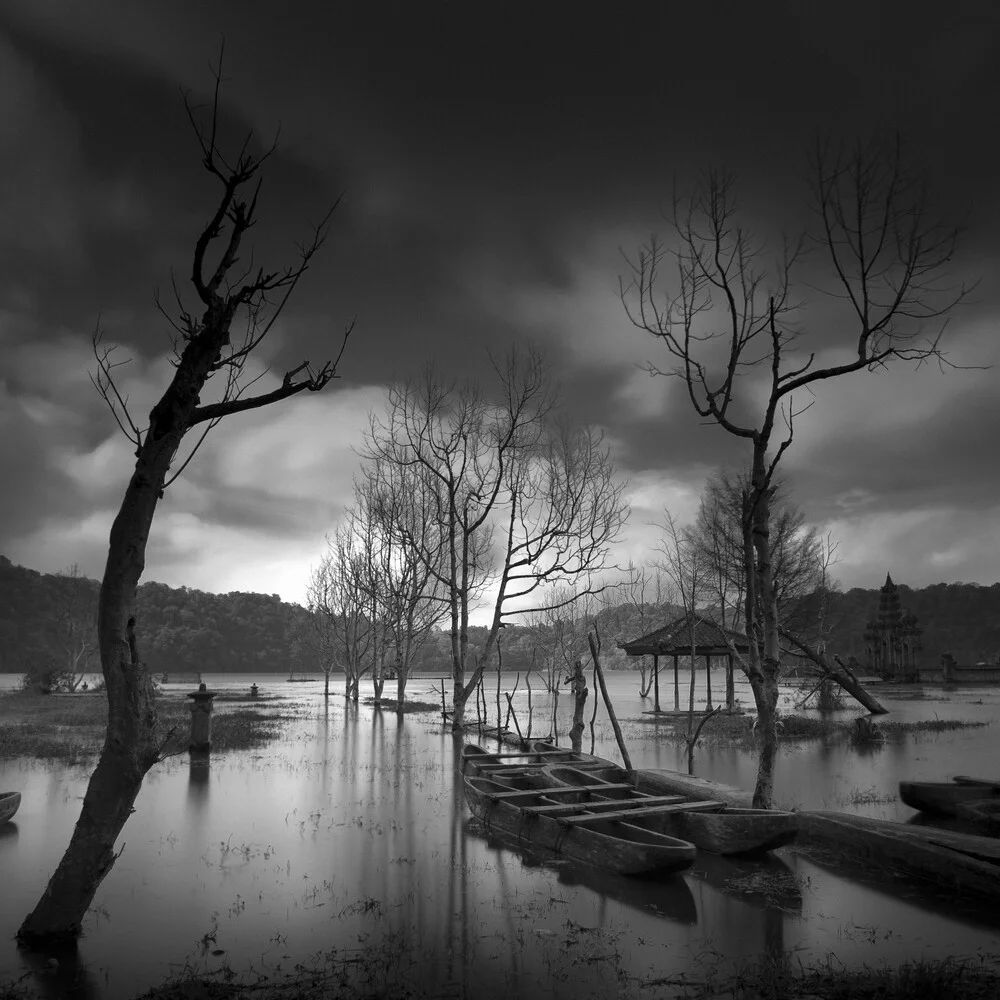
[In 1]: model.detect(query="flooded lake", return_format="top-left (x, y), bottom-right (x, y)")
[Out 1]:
top-left (1, 669), bottom-right (998, 998)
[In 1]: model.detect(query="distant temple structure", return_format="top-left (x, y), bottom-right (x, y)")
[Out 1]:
top-left (863, 573), bottom-right (922, 681)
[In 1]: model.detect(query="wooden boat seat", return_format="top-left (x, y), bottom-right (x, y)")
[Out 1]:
top-left (473, 751), bottom-right (582, 760)
top-left (557, 800), bottom-right (725, 825)
top-left (484, 783), bottom-right (634, 800)
top-left (522, 794), bottom-right (687, 816)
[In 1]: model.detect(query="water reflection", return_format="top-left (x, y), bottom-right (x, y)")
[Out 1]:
top-left (19, 942), bottom-right (98, 1000)
top-left (2, 675), bottom-right (1000, 999)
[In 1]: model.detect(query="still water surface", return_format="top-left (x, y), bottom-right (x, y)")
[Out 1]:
top-left (1, 670), bottom-right (998, 998)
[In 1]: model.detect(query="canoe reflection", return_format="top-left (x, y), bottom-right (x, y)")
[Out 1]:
top-left (466, 817), bottom-right (698, 925)
top-left (692, 851), bottom-right (804, 913)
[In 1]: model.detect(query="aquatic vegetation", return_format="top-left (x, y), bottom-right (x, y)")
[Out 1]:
top-left (688, 952), bottom-right (1000, 1000)
top-left (880, 718), bottom-right (988, 734)
top-left (0, 690), bottom-right (296, 761)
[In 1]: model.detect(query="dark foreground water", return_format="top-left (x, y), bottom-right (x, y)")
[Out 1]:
top-left (1, 671), bottom-right (998, 999)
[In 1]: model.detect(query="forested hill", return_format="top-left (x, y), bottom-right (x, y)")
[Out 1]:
top-left (1, 555), bottom-right (998, 674)
top-left (0, 556), bottom-right (316, 675)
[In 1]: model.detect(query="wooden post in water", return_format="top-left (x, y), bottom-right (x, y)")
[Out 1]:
top-left (673, 654), bottom-right (680, 711)
top-left (588, 632), bottom-right (632, 773)
top-left (567, 659), bottom-right (588, 752)
top-left (653, 654), bottom-right (660, 712)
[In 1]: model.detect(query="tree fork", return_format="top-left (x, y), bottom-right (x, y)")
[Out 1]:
top-left (18, 63), bottom-right (346, 944)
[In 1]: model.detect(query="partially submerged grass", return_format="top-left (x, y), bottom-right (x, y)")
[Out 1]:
top-left (625, 710), bottom-right (987, 746)
top-left (361, 698), bottom-right (440, 714)
top-left (680, 952), bottom-right (1000, 1000)
top-left (0, 689), bottom-right (296, 762)
top-left (5, 948), bottom-right (997, 1000)
top-left (881, 718), bottom-right (988, 733)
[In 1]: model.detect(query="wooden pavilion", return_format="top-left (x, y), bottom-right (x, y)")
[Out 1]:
top-left (619, 612), bottom-right (750, 714)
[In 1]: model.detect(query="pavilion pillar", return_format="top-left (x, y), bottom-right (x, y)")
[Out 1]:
top-left (653, 654), bottom-right (660, 712)
top-left (726, 654), bottom-right (735, 712)
top-left (673, 654), bottom-right (680, 711)
top-left (705, 653), bottom-right (713, 711)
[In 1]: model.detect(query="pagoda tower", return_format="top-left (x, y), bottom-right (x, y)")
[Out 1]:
top-left (863, 573), bottom-right (923, 681)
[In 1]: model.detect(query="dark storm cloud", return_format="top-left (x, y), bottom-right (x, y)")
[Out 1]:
top-left (1, 0), bottom-right (998, 600)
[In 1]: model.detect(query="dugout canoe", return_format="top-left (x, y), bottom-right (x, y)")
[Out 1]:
top-left (463, 773), bottom-right (698, 875)
top-left (460, 743), bottom-right (602, 783)
top-left (542, 764), bottom-right (796, 856)
top-left (528, 739), bottom-right (753, 808)
top-left (0, 791), bottom-right (21, 825)
top-left (899, 779), bottom-right (1000, 817)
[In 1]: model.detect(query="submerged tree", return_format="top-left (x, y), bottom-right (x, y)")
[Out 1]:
top-left (355, 460), bottom-right (448, 706)
top-left (366, 350), bottom-right (628, 729)
top-left (308, 529), bottom-right (374, 702)
top-left (694, 470), bottom-right (827, 631)
top-left (622, 138), bottom-right (970, 806)
top-left (18, 68), bottom-right (350, 944)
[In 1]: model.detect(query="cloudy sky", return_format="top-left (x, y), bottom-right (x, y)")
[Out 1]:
top-left (1, 1), bottom-right (998, 614)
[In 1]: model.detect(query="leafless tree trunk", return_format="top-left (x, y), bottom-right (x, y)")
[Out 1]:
top-left (365, 350), bottom-right (628, 730)
top-left (566, 658), bottom-right (588, 752)
top-left (18, 63), bottom-right (349, 945)
top-left (623, 138), bottom-right (970, 806)
top-left (310, 529), bottom-right (374, 703)
top-left (357, 461), bottom-right (447, 708)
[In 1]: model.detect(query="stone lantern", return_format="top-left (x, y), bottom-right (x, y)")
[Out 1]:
top-left (187, 683), bottom-right (218, 751)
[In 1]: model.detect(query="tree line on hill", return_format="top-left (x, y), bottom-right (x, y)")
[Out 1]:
top-left (2, 554), bottom-right (996, 688)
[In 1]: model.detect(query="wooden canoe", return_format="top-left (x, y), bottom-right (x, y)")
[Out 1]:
top-left (899, 780), bottom-right (1000, 817)
top-left (542, 765), bottom-right (796, 856)
top-left (529, 740), bottom-right (753, 808)
top-left (461, 743), bottom-right (586, 785)
top-left (0, 791), bottom-right (21, 825)
top-left (463, 772), bottom-right (697, 875)
top-left (956, 798), bottom-right (1000, 837)
top-left (954, 776), bottom-right (1000, 789)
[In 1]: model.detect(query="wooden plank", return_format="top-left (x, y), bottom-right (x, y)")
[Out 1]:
top-left (484, 783), bottom-right (634, 800)
top-left (522, 794), bottom-right (686, 816)
top-left (470, 751), bottom-right (574, 760)
top-left (557, 800), bottom-right (724, 825)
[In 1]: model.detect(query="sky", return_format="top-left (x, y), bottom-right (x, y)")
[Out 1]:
top-left (1, 1), bottom-right (998, 616)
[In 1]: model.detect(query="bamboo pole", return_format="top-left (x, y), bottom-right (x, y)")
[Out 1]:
top-left (588, 632), bottom-right (632, 773)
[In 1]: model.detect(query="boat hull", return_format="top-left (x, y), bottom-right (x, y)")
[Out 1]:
top-left (0, 791), bottom-right (21, 825)
top-left (543, 765), bottom-right (796, 856)
top-left (529, 740), bottom-right (753, 808)
top-left (900, 780), bottom-right (1000, 817)
top-left (464, 774), bottom-right (697, 875)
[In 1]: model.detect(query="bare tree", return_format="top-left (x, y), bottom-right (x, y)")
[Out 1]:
top-left (622, 138), bottom-right (970, 806)
top-left (46, 565), bottom-right (98, 693)
top-left (655, 511), bottom-right (711, 713)
top-left (694, 470), bottom-right (826, 631)
top-left (601, 563), bottom-right (673, 697)
top-left (366, 349), bottom-right (628, 729)
top-left (311, 527), bottom-right (375, 702)
top-left (18, 65), bottom-right (350, 944)
top-left (356, 459), bottom-right (448, 706)
top-left (293, 596), bottom-right (339, 699)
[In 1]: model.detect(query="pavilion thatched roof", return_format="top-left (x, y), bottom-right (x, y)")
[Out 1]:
top-left (619, 611), bottom-right (749, 657)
